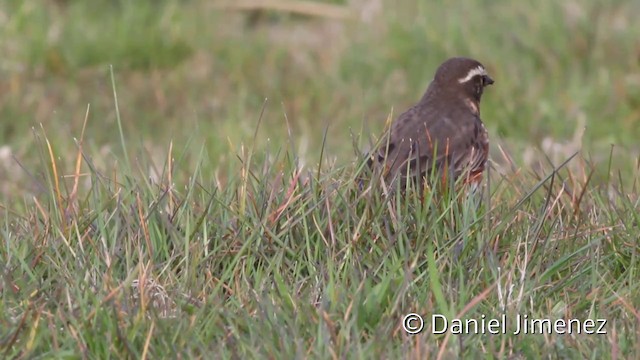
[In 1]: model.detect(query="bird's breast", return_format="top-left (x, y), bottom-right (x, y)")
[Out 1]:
top-left (465, 99), bottom-right (480, 116)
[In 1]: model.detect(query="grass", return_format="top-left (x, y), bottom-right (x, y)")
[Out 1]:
top-left (1, 0), bottom-right (639, 358)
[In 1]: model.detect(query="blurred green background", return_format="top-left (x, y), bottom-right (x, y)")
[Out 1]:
top-left (1, 0), bottom-right (639, 198)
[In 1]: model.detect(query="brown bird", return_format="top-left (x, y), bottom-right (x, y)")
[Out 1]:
top-left (369, 57), bottom-right (494, 190)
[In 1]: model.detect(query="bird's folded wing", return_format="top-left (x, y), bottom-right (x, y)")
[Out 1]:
top-left (374, 107), bottom-right (485, 181)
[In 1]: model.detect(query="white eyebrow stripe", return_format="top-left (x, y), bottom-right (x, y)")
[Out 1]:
top-left (458, 66), bottom-right (487, 83)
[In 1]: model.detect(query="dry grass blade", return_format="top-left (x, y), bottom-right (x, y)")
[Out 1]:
top-left (213, 0), bottom-right (352, 20)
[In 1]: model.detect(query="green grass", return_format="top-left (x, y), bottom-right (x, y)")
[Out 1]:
top-left (1, 0), bottom-right (639, 358)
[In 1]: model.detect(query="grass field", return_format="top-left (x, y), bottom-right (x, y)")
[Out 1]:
top-left (1, 0), bottom-right (639, 358)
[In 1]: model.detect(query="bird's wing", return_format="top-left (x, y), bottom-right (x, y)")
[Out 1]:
top-left (374, 105), bottom-right (488, 182)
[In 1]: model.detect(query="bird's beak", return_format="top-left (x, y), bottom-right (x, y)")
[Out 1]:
top-left (484, 75), bottom-right (494, 86)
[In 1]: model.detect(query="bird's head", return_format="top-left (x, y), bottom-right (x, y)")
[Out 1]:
top-left (433, 57), bottom-right (494, 104)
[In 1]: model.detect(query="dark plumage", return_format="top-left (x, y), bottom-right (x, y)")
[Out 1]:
top-left (369, 57), bottom-right (494, 187)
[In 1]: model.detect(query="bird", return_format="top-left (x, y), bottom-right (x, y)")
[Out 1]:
top-left (368, 57), bottom-right (494, 191)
